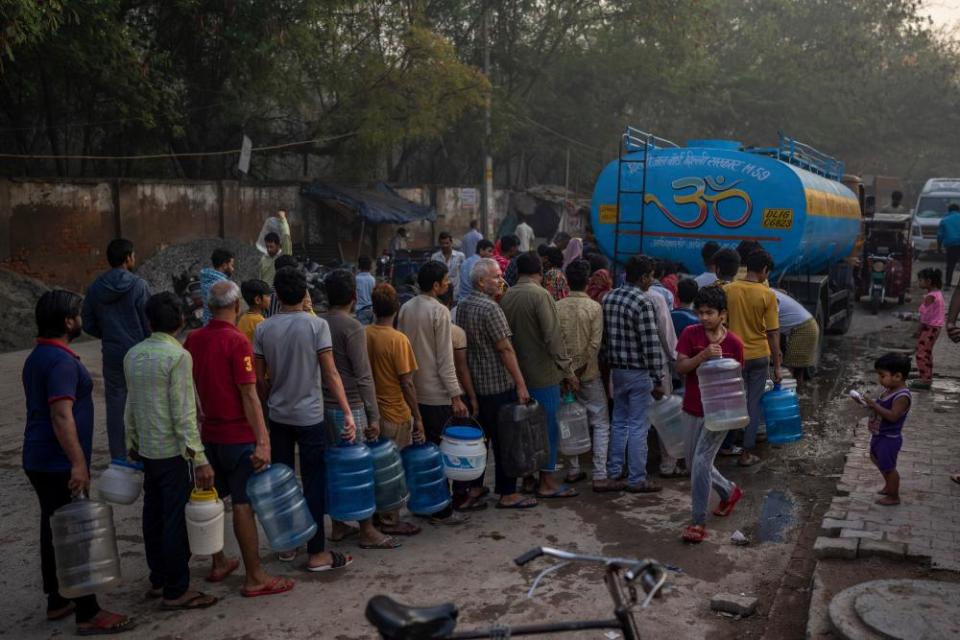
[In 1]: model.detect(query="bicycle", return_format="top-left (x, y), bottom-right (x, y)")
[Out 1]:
top-left (366, 546), bottom-right (667, 639)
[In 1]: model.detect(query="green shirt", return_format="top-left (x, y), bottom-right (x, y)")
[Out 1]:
top-left (124, 332), bottom-right (206, 465)
top-left (500, 277), bottom-right (573, 389)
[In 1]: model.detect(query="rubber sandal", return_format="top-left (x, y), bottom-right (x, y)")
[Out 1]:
top-left (359, 535), bottom-right (402, 550)
top-left (713, 484), bottom-right (743, 517)
top-left (206, 557), bottom-right (240, 583)
top-left (681, 525), bottom-right (707, 543)
top-left (76, 611), bottom-right (135, 636)
top-left (378, 521), bottom-right (422, 536)
top-left (536, 484), bottom-right (579, 499)
top-left (328, 525), bottom-right (360, 542)
top-left (161, 592), bottom-right (218, 611)
top-left (47, 602), bottom-right (75, 621)
top-left (738, 453), bottom-right (761, 467)
top-left (453, 495), bottom-right (489, 512)
top-left (306, 550), bottom-right (353, 573)
top-left (241, 576), bottom-right (295, 598)
top-left (592, 480), bottom-right (626, 493)
top-left (278, 549), bottom-right (298, 562)
top-left (429, 511), bottom-right (470, 525)
top-left (495, 496), bottom-right (538, 509)
top-left (625, 482), bottom-right (662, 493)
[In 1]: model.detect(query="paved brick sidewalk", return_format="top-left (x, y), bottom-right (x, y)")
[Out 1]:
top-left (815, 336), bottom-right (960, 571)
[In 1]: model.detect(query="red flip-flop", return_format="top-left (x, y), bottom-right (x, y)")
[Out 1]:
top-left (713, 484), bottom-right (743, 517)
top-left (682, 525), bottom-right (707, 543)
top-left (206, 557), bottom-right (240, 583)
top-left (241, 576), bottom-right (295, 598)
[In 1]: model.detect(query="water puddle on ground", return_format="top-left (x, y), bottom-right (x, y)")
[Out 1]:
top-left (756, 489), bottom-right (795, 543)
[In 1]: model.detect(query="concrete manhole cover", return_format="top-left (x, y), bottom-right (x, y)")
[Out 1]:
top-left (830, 579), bottom-right (960, 640)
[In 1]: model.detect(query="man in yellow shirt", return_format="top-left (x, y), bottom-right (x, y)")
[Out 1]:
top-left (367, 283), bottom-right (425, 536)
top-left (724, 248), bottom-right (781, 466)
top-left (237, 280), bottom-right (271, 344)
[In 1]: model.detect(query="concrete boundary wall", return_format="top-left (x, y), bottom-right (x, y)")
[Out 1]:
top-left (0, 178), bottom-right (306, 292)
top-left (0, 179), bottom-right (514, 292)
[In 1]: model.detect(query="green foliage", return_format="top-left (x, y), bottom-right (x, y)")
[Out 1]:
top-left (1, 0), bottom-right (960, 191)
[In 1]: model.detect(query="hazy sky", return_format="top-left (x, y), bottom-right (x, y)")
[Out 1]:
top-left (923, 0), bottom-right (960, 31)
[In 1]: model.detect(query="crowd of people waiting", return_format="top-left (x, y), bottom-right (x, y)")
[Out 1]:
top-left (21, 219), bottom-right (845, 634)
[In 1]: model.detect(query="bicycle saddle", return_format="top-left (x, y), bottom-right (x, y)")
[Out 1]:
top-left (365, 594), bottom-right (459, 639)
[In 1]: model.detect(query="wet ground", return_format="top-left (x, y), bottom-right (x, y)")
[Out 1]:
top-left (0, 264), bottom-right (940, 639)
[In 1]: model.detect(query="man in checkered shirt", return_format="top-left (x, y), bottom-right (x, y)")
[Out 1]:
top-left (455, 258), bottom-right (538, 509)
top-left (602, 255), bottom-right (665, 493)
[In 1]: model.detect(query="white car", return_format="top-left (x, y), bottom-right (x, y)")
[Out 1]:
top-left (910, 178), bottom-right (960, 255)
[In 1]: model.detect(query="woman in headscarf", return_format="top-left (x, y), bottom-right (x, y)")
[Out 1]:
top-left (586, 253), bottom-right (613, 304)
top-left (541, 246), bottom-right (569, 301)
top-left (562, 237), bottom-right (583, 269)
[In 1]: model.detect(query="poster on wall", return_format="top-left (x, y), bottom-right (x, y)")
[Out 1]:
top-left (460, 187), bottom-right (478, 208)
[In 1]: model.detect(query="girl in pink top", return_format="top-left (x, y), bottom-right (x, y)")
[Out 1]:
top-left (913, 268), bottom-right (944, 389)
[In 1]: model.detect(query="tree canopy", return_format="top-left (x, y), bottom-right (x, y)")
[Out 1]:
top-left (2, 0), bottom-right (959, 193)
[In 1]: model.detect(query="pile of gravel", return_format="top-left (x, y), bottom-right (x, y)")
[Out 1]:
top-left (0, 268), bottom-right (50, 352)
top-left (138, 238), bottom-right (262, 294)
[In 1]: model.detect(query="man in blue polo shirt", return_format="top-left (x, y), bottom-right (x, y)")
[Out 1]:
top-left (23, 290), bottom-right (133, 635)
top-left (938, 203), bottom-right (960, 289)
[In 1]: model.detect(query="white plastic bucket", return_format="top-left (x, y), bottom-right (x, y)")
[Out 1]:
top-left (97, 460), bottom-right (143, 505)
top-left (440, 425), bottom-right (487, 481)
top-left (185, 489), bottom-right (225, 555)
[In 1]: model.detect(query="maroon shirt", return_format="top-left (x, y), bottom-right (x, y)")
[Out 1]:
top-left (677, 324), bottom-right (745, 417)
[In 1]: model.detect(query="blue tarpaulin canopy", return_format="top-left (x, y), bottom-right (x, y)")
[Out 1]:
top-left (301, 181), bottom-right (436, 224)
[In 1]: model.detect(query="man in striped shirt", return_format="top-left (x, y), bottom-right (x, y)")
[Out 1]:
top-left (602, 255), bottom-right (665, 494)
top-left (124, 292), bottom-right (219, 610)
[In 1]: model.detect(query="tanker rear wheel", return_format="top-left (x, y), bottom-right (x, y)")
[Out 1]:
top-left (827, 293), bottom-right (854, 335)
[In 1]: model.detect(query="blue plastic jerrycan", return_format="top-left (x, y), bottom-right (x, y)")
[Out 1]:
top-left (401, 442), bottom-right (451, 515)
top-left (761, 383), bottom-right (803, 444)
top-left (246, 464), bottom-right (318, 551)
top-left (325, 441), bottom-right (377, 521)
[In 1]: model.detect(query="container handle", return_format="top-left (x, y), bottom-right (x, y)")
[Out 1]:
top-left (442, 416), bottom-right (483, 432)
top-left (773, 383), bottom-right (782, 392)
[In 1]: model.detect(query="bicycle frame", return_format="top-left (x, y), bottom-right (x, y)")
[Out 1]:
top-left (444, 548), bottom-right (663, 639)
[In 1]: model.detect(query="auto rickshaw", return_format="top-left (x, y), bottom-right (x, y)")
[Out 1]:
top-left (857, 212), bottom-right (913, 314)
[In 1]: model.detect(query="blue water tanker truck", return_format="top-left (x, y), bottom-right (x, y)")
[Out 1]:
top-left (590, 128), bottom-right (863, 339)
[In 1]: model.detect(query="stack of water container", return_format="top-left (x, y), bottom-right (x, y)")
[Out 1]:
top-left (698, 358), bottom-right (750, 431)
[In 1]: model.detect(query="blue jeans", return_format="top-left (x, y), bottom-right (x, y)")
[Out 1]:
top-left (607, 369), bottom-right (654, 485)
top-left (529, 385), bottom-right (561, 473)
top-left (683, 413), bottom-right (733, 525)
top-left (269, 421), bottom-right (327, 555)
top-left (142, 456), bottom-right (192, 600)
top-left (102, 360), bottom-right (128, 460)
top-left (743, 357), bottom-right (770, 451)
top-left (356, 307), bottom-right (373, 326)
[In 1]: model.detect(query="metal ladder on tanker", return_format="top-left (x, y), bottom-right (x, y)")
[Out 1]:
top-left (612, 127), bottom-right (678, 276)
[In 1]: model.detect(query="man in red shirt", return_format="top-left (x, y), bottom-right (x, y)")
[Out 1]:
top-left (184, 280), bottom-right (293, 598)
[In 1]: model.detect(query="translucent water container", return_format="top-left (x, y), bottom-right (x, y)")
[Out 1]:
top-left (648, 394), bottom-right (687, 458)
top-left (497, 401), bottom-right (548, 477)
top-left (326, 441), bottom-right (376, 521)
top-left (761, 383), bottom-right (803, 444)
top-left (97, 459), bottom-right (143, 505)
top-left (401, 442), bottom-right (451, 515)
top-left (369, 437), bottom-right (409, 513)
top-left (557, 393), bottom-right (591, 456)
top-left (440, 425), bottom-right (487, 481)
top-left (185, 488), bottom-right (224, 555)
top-left (247, 464), bottom-right (318, 551)
top-left (51, 497), bottom-right (122, 598)
top-left (697, 357), bottom-right (749, 431)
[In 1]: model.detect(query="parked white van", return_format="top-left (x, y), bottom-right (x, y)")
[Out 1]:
top-left (911, 178), bottom-right (960, 255)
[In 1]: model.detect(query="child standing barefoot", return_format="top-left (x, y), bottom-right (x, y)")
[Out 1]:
top-left (857, 353), bottom-right (912, 506)
top-left (911, 268), bottom-right (944, 390)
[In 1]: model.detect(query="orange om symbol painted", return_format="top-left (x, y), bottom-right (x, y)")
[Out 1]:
top-left (644, 176), bottom-right (752, 229)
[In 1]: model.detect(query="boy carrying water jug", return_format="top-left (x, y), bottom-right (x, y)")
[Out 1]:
top-left (675, 286), bottom-right (745, 543)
